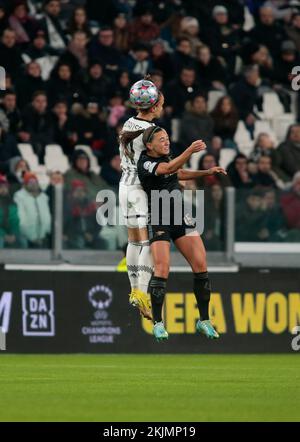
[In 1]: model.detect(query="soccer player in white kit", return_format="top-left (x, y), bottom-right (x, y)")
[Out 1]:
top-left (119, 78), bottom-right (164, 320)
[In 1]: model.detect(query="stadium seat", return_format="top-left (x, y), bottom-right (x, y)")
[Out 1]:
top-left (75, 145), bottom-right (100, 174)
top-left (17, 143), bottom-right (39, 170)
top-left (272, 114), bottom-right (296, 141)
top-left (44, 144), bottom-right (70, 173)
top-left (189, 150), bottom-right (205, 170)
top-left (219, 148), bottom-right (236, 170)
top-left (233, 121), bottom-right (254, 156)
top-left (262, 92), bottom-right (284, 119)
top-left (207, 90), bottom-right (225, 112)
top-left (254, 120), bottom-right (278, 144)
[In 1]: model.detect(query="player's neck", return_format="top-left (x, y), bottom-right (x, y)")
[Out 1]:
top-left (136, 111), bottom-right (155, 121)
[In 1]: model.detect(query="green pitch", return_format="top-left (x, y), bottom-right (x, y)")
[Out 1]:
top-left (0, 354), bottom-right (299, 422)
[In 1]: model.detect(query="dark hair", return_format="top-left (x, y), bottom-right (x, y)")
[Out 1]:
top-left (119, 125), bottom-right (163, 158)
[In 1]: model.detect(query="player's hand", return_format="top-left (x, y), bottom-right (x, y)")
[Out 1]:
top-left (208, 166), bottom-right (227, 175)
top-left (188, 140), bottom-right (207, 153)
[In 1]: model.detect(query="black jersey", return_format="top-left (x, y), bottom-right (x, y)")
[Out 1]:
top-left (137, 151), bottom-right (196, 243)
top-left (137, 151), bottom-right (181, 198)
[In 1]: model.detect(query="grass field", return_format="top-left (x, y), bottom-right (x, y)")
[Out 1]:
top-left (0, 354), bottom-right (299, 422)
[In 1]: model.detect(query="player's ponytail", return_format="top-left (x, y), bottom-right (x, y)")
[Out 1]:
top-left (119, 129), bottom-right (145, 159)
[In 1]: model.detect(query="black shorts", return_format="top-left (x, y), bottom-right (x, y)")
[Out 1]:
top-left (148, 214), bottom-right (197, 244)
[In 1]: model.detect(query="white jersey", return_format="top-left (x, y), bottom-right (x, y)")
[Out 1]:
top-left (119, 116), bottom-right (154, 186)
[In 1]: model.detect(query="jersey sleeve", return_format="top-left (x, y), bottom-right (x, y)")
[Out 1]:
top-left (138, 157), bottom-right (160, 178)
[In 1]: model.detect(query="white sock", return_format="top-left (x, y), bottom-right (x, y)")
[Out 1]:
top-left (138, 240), bottom-right (153, 294)
top-left (126, 241), bottom-right (141, 291)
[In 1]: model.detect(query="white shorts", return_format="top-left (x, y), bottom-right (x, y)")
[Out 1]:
top-left (119, 183), bottom-right (148, 228)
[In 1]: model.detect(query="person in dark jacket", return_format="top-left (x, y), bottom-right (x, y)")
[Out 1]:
top-left (165, 67), bottom-right (206, 117)
top-left (38, 0), bottom-right (68, 53)
top-left (249, 5), bottom-right (287, 58)
top-left (272, 124), bottom-right (300, 181)
top-left (20, 91), bottom-right (55, 161)
top-left (15, 61), bottom-right (46, 111)
top-left (196, 45), bottom-right (227, 90)
top-left (170, 37), bottom-right (196, 74)
top-left (0, 28), bottom-right (23, 80)
top-left (179, 95), bottom-right (214, 150)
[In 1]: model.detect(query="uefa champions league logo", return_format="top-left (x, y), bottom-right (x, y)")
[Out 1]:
top-left (88, 285), bottom-right (113, 310)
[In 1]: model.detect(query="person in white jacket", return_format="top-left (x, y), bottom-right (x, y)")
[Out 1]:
top-left (14, 172), bottom-right (51, 248)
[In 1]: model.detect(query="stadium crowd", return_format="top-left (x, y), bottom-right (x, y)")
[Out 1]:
top-left (0, 0), bottom-right (300, 250)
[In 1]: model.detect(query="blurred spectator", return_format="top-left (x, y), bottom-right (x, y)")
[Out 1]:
top-left (251, 155), bottom-right (277, 188)
top-left (250, 133), bottom-right (275, 162)
top-left (151, 39), bottom-right (173, 81)
top-left (14, 172), bottom-right (51, 248)
top-left (113, 13), bottom-right (129, 53)
top-left (85, 0), bottom-right (120, 26)
top-left (129, 5), bottom-right (160, 45)
top-left (6, 156), bottom-right (30, 192)
top-left (126, 43), bottom-right (153, 78)
top-left (47, 62), bottom-right (81, 107)
top-left (20, 91), bottom-right (55, 161)
top-left (179, 16), bottom-right (203, 56)
top-left (22, 29), bottom-right (58, 80)
top-left (107, 94), bottom-right (126, 128)
top-left (64, 179), bottom-right (101, 249)
top-left (81, 60), bottom-right (111, 106)
top-left (273, 40), bottom-right (300, 88)
top-left (52, 100), bottom-right (77, 157)
top-left (67, 6), bottom-right (92, 38)
top-left (203, 5), bottom-right (241, 76)
top-left (39, 0), bottom-right (68, 52)
top-left (285, 12), bottom-right (300, 52)
top-left (64, 149), bottom-right (109, 199)
top-left (260, 188), bottom-right (285, 241)
top-left (101, 154), bottom-right (122, 188)
top-left (227, 153), bottom-right (254, 189)
top-left (0, 90), bottom-right (22, 134)
top-left (0, 28), bottom-right (23, 80)
top-left (0, 124), bottom-right (19, 162)
top-left (250, 5), bottom-right (287, 58)
top-left (8, 1), bottom-right (38, 47)
top-left (196, 45), bottom-right (227, 90)
top-left (59, 30), bottom-right (89, 71)
top-left (0, 174), bottom-right (23, 249)
top-left (179, 95), bottom-right (214, 151)
top-left (236, 190), bottom-right (267, 241)
top-left (16, 61), bottom-right (46, 110)
top-left (272, 124), bottom-right (300, 181)
top-left (88, 27), bottom-right (123, 77)
top-left (170, 37), bottom-right (196, 73)
top-left (230, 65), bottom-right (267, 137)
top-left (280, 171), bottom-right (300, 231)
top-left (165, 67), bottom-right (205, 117)
top-left (0, 3), bottom-right (9, 35)
top-left (203, 183), bottom-right (225, 251)
top-left (196, 153), bottom-right (230, 188)
top-left (115, 70), bottom-right (131, 101)
top-left (211, 96), bottom-right (239, 148)
top-left (241, 43), bottom-right (274, 82)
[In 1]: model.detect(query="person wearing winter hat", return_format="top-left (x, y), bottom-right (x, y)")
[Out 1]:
top-left (64, 149), bottom-right (110, 200)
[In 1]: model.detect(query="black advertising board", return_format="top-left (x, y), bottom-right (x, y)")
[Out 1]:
top-left (1, 268), bottom-right (300, 353)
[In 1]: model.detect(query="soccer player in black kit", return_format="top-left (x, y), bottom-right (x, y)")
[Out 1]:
top-left (137, 126), bottom-right (226, 341)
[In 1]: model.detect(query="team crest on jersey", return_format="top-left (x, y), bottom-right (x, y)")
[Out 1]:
top-left (143, 161), bottom-right (156, 173)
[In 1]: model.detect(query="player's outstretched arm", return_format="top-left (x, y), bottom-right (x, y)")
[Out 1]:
top-left (155, 140), bottom-right (206, 176)
top-left (177, 166), bottom-right (227, 181)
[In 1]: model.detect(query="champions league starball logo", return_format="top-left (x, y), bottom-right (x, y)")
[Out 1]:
top-left (88, 285), bottom-right (113, 310)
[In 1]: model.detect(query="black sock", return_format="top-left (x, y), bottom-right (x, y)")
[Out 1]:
top-left (193, 272), bottom-right (211, 321)
top-left (149, 276), bottom-right (167, 323)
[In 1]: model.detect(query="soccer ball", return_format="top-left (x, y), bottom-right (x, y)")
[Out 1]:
top-left (129, 79), bottom-right (159, 110)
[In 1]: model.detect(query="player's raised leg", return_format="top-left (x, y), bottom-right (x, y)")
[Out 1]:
top-left (175, 233), bottom-right (219, 339)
